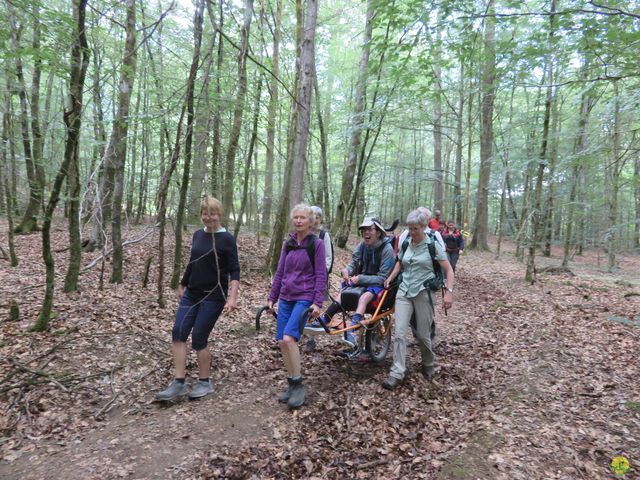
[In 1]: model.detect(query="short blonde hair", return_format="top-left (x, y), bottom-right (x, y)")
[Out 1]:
top-left (290, 203), bottom-right (313, 221)
top-left (200, 196), bottom-right (224, 216)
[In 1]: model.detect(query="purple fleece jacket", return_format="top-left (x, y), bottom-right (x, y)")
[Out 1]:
top-left (268, 233), bottom-right (327, 307)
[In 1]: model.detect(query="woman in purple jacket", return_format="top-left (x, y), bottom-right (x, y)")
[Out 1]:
top-left (267, 203), bottom-right (326, 409)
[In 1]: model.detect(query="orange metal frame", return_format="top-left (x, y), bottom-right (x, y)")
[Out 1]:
top-left (326, 289), bottom-right (394, 335)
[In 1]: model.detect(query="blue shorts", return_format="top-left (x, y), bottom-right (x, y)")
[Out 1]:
top-left (276, 299), bottom-right (312, 342)
top-left (172, 289), bottom-right (225, 350)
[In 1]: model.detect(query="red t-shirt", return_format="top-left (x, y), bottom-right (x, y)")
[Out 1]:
top-left (428, 218), bottom-right (440, 231)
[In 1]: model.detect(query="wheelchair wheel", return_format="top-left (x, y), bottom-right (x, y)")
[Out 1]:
top-left (364, 316), bottom-right (392, 363)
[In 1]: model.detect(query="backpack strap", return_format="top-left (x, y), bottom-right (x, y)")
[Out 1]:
top-left (284, 234), bottom-right (317, 270)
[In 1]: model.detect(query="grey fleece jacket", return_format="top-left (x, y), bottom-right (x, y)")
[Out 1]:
top-left (346, 238), bottom-right (395, 286)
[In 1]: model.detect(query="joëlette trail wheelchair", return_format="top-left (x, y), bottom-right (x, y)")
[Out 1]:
top-left (255, 279), bottom-right (399, 363)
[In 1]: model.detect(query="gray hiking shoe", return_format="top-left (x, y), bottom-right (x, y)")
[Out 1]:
top-left (156, 379), bottom-right (189, 401)
top-left (287, 376), bottom-right (305, 410)
top-left (189, 380), bottom-right (214, 399)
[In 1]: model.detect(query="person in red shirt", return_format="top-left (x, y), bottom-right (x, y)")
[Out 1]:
top-left (428, 209), bottom-right (445, 232)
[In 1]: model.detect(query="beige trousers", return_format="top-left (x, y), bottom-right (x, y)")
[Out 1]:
top-left (390, 290), bottom-right (435, 380)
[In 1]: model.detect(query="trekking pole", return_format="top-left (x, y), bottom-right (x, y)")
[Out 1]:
top-left (441, 288), bottom-right (448, 316)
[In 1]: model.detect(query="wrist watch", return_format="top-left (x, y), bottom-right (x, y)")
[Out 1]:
top-left (445, 287), bottom-right (454, 294)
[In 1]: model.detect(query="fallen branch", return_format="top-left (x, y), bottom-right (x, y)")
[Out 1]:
top-left (81, 224), bottom-right (158, 272)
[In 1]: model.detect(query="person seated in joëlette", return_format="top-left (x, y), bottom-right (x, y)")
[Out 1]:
top-left (305, 217), bottom-right (394, 348)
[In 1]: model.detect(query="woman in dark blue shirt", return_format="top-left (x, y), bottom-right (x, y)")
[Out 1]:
top-left (156, 196), bottom-right (240, 401)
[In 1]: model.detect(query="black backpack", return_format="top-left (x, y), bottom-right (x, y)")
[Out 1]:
top-left (400, 233), bottom-right (444, 291)
top-left (318, 229), bottom-right (334, 273)
top-left (284, 234), bottom-right (318, 270)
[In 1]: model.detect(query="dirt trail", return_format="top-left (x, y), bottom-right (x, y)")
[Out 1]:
top-left (1, 234), bottom-right (639, 478)
top-left (0, 372), bottom-right (286, 480)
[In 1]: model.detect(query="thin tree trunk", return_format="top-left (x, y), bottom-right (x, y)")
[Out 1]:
top-left (34, 0), bottom-right (89, 330)
top-left (266, 0), bottom-right (304, 273)
top-left (210, 0), bottom-right (224, 198)
top-left (542, 79), bottom-right (561, 257)
top-left (561, 80), bottom-right (594, 269)
top-left (525, 0), bottom-right (556, 283)
top-left (288, 0), bottom-right (317, 207)
top-left (156, 102), bottom-right (188, 307)
top-left (469, 0), bottom-right (495, 251)
top-left (172, 0), bottom-right (205, 289)
top-left (433, 30), bottom-right (443, 211)
top-left (496, 84), bottom-right (516, 259)
top-left (635, 154), bottom-right (640, 250)
top-left (313, 70), bottom-right (330, 218)
top-left (333, 0), bottom-right (374, 247)
top-left (606, 80), bottom-right (623, 272)
top-left (187, 18), bottom-right (216, 223)
top-left (454, 61), bottom-right (465, 225)
top-left (260, 0), bottom-right (281, 234)
top-left (222, 0), bottom-right (254, 222)
top-left (110, 0), bottom-right (138, 284)
top-left (2, 94), bottom-right (18, 266)
top-left (7, 5), bottom-right (41, 234)
top-left (235, 76), bottom-right (263, 237)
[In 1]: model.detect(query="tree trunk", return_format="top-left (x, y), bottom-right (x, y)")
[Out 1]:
top-left (635, 154), bottom-right (640, 250)
top-left (525, 0), bottom-right (556, 283)
top-left (34, 0), bottom-right (89, 330)
top-left (266, 0), bottom-right (304, 273)
top-left (210, 0), bottom-right (224, 198)
top-left (454, 60), bottom-right (465, 225)
top-left (313, 70), bottom-right (330, 218)
top-left (333, 0), bottom-right (374, 247)
top-left (7, 4), bottom-right (41, 234)
top-left (542, 85), bottom-right (561, 258)
top-left (288, 0), bottom-right (317, 207)
top-left (469, 0), bottom-right (495, 251)
top-left (187, 18), bottom-right (216, 224)
top-left (222, 0), bottom-right (254, 223)
top-left (433, 34), bottom-right (443, 211)
top-left (2, 94), bottom-right (18, 266)
top-left (496, 84), bottom-right (516, 259)
top-left (235, 76), bottom-right (263, 237)
top-left (170, 0), bottom-right (205, 289)
top-left (606, 80), bottom-right (623, 272)
top-left (561, 72), bottom-right (594, 268)
top-left (110, 0), bottom-right (138, 284)
top-left (156, 100), bottom-right (187, 307)
top-left (260, 0), bottom-right (282, 235)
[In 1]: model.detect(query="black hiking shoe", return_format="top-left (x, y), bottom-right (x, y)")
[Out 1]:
top-left (422, 365), bottom-right (436, 382)
top-left (381, 376), bottom-right (403, 391)
top-left (286, 376), bottom-right (305, 410)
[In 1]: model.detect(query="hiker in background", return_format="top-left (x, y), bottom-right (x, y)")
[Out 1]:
top-left (305, 217), bottom-right (394, 349)
top-left (382, 209), bottom-right (454, 390)
top-left (311, 206), bottom-right (334, 278)
top-left (442, 220), bottom-right (465, 272)
top-left (428, 209), bottom-right (445, 232)
top-left (302, 206), bottom-right (334, 352)
top-left (267, 203), bottom-right (326, 410)
top-left (156, 196), bottom-right (239, 401)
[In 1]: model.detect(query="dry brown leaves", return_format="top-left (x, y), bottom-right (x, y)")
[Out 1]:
top-left (1, 221), bottom-right (639, 479)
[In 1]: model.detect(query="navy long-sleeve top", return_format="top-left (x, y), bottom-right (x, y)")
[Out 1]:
top-left (180, 228), bottom-right (240, 300)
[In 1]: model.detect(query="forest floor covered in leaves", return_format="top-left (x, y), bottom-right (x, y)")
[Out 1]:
top-left (1, 221), bottom-right (639, 479)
